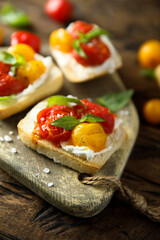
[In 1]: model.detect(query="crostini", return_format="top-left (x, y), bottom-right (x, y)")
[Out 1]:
top-left (49, 21), bottom-right (122, 83)
top-left (18, 95), bottom-right (127, 173)
top-left (0, 44), bottom-right (63, 120)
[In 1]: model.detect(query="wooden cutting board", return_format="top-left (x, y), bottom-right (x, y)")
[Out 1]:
top-left (0, 71), bottom-right (139, 218)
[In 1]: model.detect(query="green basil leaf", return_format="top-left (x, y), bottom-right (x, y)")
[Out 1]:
top-left (47, 96), bottom-right (85, 107)
top-left (0, 94), bottom-right (15, 101)
top-left (72, 27), bottom-right (111, 59)
top-left (0, 4), bottom-right (30, 27)
top-left (51, 116), bottom-right (79, 130)
top-left (16, 53), bottom-right (26, 65)
top-left (0, 51), bottom-right (17, 64)
top-left (80, 114), bottom-right (105, 123)
top-left (140, 69), bottom-right (155, 80)
top-left (72, 40), bottom-right (88, 58)
top-left (97, 89), bottom-right (134, 112)
top-left (78, 31), bottom-right (88, 43)
top-left (85, 28), bottom-right (112, 41)
top-left (10, 65), bottom-right (17, 75)
top-left (0, 52), bottom-right (26, 76)
top-left (51, 114), bottom-right (105, 130)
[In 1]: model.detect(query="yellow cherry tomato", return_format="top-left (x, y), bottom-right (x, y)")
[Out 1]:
top-left (8, 43), bottom-right (35, 61)
top-left (17, 60), bottom-right (46, 84)
top-left (0, 27), bottom-right (3, 45)
top-left (138, 40), bottom-right (160, 68)
top-left (71, 123), bottom-right (107, 152)
top-left (49, 28), bottom-right (73, 53)
top-left (143, 99), bottom-right (160, 124)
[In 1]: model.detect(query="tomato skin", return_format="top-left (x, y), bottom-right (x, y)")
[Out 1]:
top-left (36, 105), bottom-right (77, 145)
top-left (8, 44), bottom-right (35, 62)
top-left (49, 28), bottom-right (73, 52)
top-left (81, 99), bottom-right (115, 133)
top-left (0, 73), bottom-right (26, 96)
top-left (138, 40), bottom-right (160, 68)
top-left (68, 21), bottom-right (93, 39)
top-left (0, 61), bottom-right (10, 74)
top-left (17, 60), bottom-right (46, 84)
top-left (143, 99), bottom-right (160, 124)
top-left (44, 0), bottom-right (73, 22)
top-left (71, 123), bottom-right (107, 152)
top-left (72, 38), bottom-right (111, 66)
top-left (69, 21), bottom-right (110, 66)
top-left (10, 31), bottom-right (41, 53)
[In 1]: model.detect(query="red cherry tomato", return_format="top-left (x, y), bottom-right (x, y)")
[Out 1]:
top-left (10, 31), bottom-right (41, 53)
top-left (44, 0), bottom-right (73, 22)
top-left (68, 21), bottom-right (93, 39)
top-left (0, 73), bottom-right (26, 96)
top-left (72, 38), bottom-right (111, 66)
top-left (36, 105), bottom-right (77, 145)
top-left (0, 61), bottom-right (10, 74)
top-left (81, 99), bottom-right (115, 133)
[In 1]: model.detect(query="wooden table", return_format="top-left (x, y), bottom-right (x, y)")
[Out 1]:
top-left (0, 0), bottom-right (160, 239)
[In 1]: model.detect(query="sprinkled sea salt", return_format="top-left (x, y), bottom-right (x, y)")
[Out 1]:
top-left (48, 182), bottom-right (54, 187)
top-left (43, 168), bottom-right (50, 174)
top-left (4, 135), bottom-right (12, 142)
top-left (17, 135), bottom-right (20, 140)
top-left (9, 131), bottom-right (14, 135)
top-left (10, 147), bottom-right (17, 153)
top-left (36, 173), bottom-right (39, 177)
top-left (0, 137), bottom-right (4, 142)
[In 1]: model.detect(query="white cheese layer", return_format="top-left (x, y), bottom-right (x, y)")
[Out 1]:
top-left (60, 117), bottom-right (123, 162)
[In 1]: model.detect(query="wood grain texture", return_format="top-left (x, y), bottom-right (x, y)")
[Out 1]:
top-left (0, 0), bottom-right (160, 239)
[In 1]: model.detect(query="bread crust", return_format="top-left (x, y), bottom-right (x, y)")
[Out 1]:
top-left (0, 61), bottom-right (63, 120)
top-left (18, 99), bottom-right (127, 174)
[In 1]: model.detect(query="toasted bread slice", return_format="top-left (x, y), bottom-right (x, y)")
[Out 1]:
top-left (50, 23), bottom-right (122, 83)
top-left (18, 99), bottom-right (127, 174)
top-left (0, 53), bottom-right (63, 120)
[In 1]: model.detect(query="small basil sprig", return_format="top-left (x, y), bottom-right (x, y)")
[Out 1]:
top-left (0, 51), bottom-right (17, 64)
top-left (97, 89), bottom-right (134, 112)
top-left (51, 114), bottom-right (105, 130)
top-left (140, 69), bottom-right (155, 80)
top-left (73, 28), bottom-right (112, 58)
top-left (47, 95), bottom-right (85, 108)
top-left (0, 51), bottom-right (26, 75)
top-left (80, 114), bottom-right (104, 123)
top-left (0, 94), bottom-right (15, 102)
top-left (0, 4), bottom-right (30, 27)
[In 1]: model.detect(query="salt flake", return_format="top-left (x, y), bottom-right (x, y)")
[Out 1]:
top-left (48, 182), bottom-right (54, 187)
top-left (11, 147), bottom-right (17, 153)
top-left (43, 168), bottom-right (50, 174)
top-left (4, 135), bottom-right (12, 142)
top-left (9, 131), bottom-right (14, 135)
top-left (17, 135), bottom-right (20, 140)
